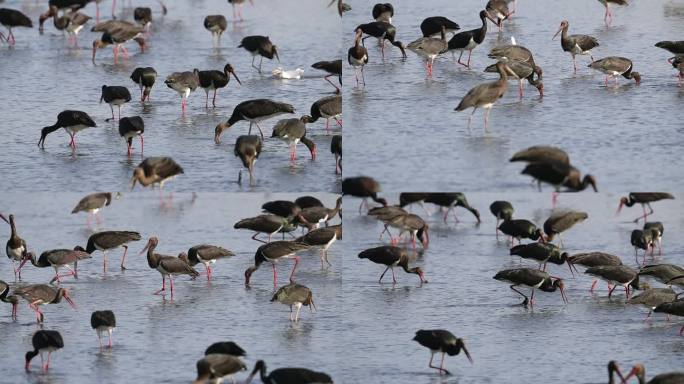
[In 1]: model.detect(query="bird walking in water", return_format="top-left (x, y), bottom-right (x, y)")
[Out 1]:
top-left (239, 35), bottom-right (280, 73)
top-left (484, 59), bottom-right (543, 99)
top-left (309, 95), bottom-right (342, 134)
top-left (71, 192), bottom-right (121, 226)
top-left (629, 287), bottom-right (677, 322)
top-left (631, 229), bottom-right (655, 265)
top-left (348, 28), bottom-right (369, 86)
top-left (358, 246), bottom-right (427, 284)
top-left (181, 244), bottom-right (235, 281)
top-left (295, 224), bottom-right (341, 268)
top-left (130, 67), bottom-right (157, 102)
top-left (244, 241), bottom-right (310, 288)
top-left (139, 237), bottom-right (199, 298)
top-left (567, 252), bottom-right (622, 291)
top-left (355, 21), bottom-right (406, 60)
top-left (215, 99), bottom-right (295, 142)
top-left (119, 116), bottom-right (145, 156)
top-left (271, 116), bottom-right (317, 161)
top-left (23, 249), bottom-right (91, 284)
top-left (498, 219), bottom-right (544, 244)
top-left (543, 210), bottom-right (588, 246)
top-left (271, 282), bottom-right (316, 322)
top-left (584, 265), bottom-right (640, 300)
top-left (1, 213), bottom-right (28, 280)
top-left (311, 59), bottom-right (342, 93)
top-left (455, 59), bottom-right (518, 131)
top-left (588, 57), bottom-right (641, 87)
top-left (92, 28), bottom-right (146, 65)
top-left (490, 200), bottom-right (514, 238)
top-left (38, 110), bottom-right (97, 150)
top-left (420, 16), bottom-right (460, 38)
top-left (13, 284), bottom-right (76, 323)
top-left (407, 26), bottom-right (448, 77)
top-left (198, 63), bottom-right (242, 108)
top-left (413, 330), bottom-right (472, 375)
top-left (234, 135), bottom-right (263, 186)
top-left (165, 69), bottom-right (200, 113)
top-left (204, 15), bottom-right (227, 46)
top-left (0, 8), bottom-right (33, 46)
top-left (100, 85), bottom-right (131, 121)
top-left (553, 20), bottom-right (598, 73)
top-left (25, 330), bottom-right (63, 372)
top-left (342, 176), bottom-right (388, 212)
top-left (653, 301), bottom-right (684, 336)
top-left (493, 268), bottom-right (567, 307)
top-left (91, 310), bottom-right (116, 350)
top-left (331, 135), bottom-right (342, 174)
top-left (130, 157), bottom-right (184, 196)
top-left (598, 0), bottom-right (628, 25)
top-left (244, 360), bottom-right (333, 384)
top-left (447, 10), bottom-right (488, 68)
top-left (234, 214), bottom-right (297, 243)
top-left (75, 230), bottom-right (142, 272)
top-left (0, 280), bottom-right (18, 319)
top-left (617, 193), bottom-right (675, 223)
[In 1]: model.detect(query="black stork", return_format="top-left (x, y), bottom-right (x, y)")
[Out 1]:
top-left (629, 287), bottom-right (677, 322)
top-left (311, 59), bottom-right (342, 93)
top-left (91, 310), bottom-right (116, 349)
top-left (0, 213), bottom-right (28, 280)
top-left (407, 26), bottom-right (448, 77)
top-left (130, 67), bottom-right (157, 102)
top-left (653, 302), bottom-right (684, 336)
top-left (38, 110), bottom-right (97, 149)
top-left (413, 330), bottom-right (472, 375)
top-left (239, 35), bottom-right (279, 73)
top-left (543, 210), bottom-right (588, 245)
top-left (567, 252), bottom-right (622, 291)
top-left (194, 354), bottom-right (247, 384)
top-left (271, 117), bottom-right (317, 161)
top-left (23, 249), bottom-right (91, 283)
top-left (424, 193), bottom-right (480, 224)
top-left (355, 21), bottom-right (406, 59)
top-left (493, 268), bottom-right (567, 306)
top-left (130, 157), bottom-right (184, 191)
top-left (244, 241), bottom-right (310, 288)
top-left (631, 229), bottom-right (655, 265)
top-left (215, 99), bottom-right (295, 143)
top-left (588, 57), bottom-right (641, 86)
top-left (25, 330), bottom-right (64, 372)
top-left (75, 230), bottom-right (142, 272)
top-left (617, 193), bottom-right (675, 223)
top-left (309, 95), bottom-right (342, 134)
top-left (205, 341), bottom-right (246, 356)
top-left (234, 135), bottom-right (263, 186)
top-left (271, 282), bottom-right (316, 322)
top-left (92, 28), bottom-right (146, 65)
top-left (372, 3), bottom-right (394, 23)
top-left (139, 237), bottom-right (199, 298)
top-left (553, 20), bottom-right (599, 73)
top-left (509, 242), bottom-right (572, 275)
top-left (331, 135), bottom-right (342, 174)
top-left (584, 265), bottom-right (640, 300)
top-left (638, 264), bottom-right (684, 287)
top-left (165, 69), bottom-right (200, 113)
top-left (183, 244), bottom-right (235, 281)
top-left (0, 8), bottom-right (32, 46)
top-left (498, 219), bottom-right (544, 244)
top-left (295, 225), bottom-right (341, 268)
top-left (606, 361), bottom-right (627, 384)
top-left (342, 176), bottom-right (388, 212)
top-left (348, 28), bottom-right (369, 86)
top-left (358, 245), bottom-right (427, 284)
top-left (13, 284), bottom-right (76, 323)
top-left (244, 360), bottom-right (333, 384)
top-left (490, 200), bottom-right (514, 238)
top-left (71, 192), bottom-right (121, 226)
top-left (100, 85), bottom-right (131, 121)
top-left (198, 63), bottom-right (242, 108)
top-left (420, 16), bottom-right (459, 37)
top-left (598, 0), bottom-right (628, 25)
top-left (119, 116), bottom-right (144, 156)
top-left (447, 10), bottom-right (488, 68)
top-left (204, 15), bottom-right (227, 46)
top-left (0, 280), bottom-right (18, 319)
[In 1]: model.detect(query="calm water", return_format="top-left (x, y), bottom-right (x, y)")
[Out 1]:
top-left (344, 0), bottom-right (684, 192)
top-left (0, 0), bottom-right (341, 193)
top-left (0, 192), bottom-right (342, 383)
top-left (341, 192), bottom-right (683, 383)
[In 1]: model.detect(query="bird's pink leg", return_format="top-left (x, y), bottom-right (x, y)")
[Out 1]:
top-left (113, 45), bottom-right (119, 64)
top-left (607, 284), bottom-right (617, 298)
top-left (121, 45), bottom-right (129, 59)
top-left (205, 264), bottom-right (211, 281)
top-left (289, 256), bottom-right (300, 282)
top-left (391, 267), bottom-right (397, 284)
top-left (98, 332), bottom-right (103, 350)
top-left (590, 280), bottom-right (597, 292)
top-left (154, 275), bottom-right (166, 294)
top-left (272, 263), bottom-right (278, 288)
top-left (679, 325), bottom-right (684, 336)
top-left (120, 246), bottom-right (128, 270)
top-left (552, 192), bottom-right (559, 207)
top-left (325, 119), bottom-right (330, 134)
top-left (127, 142), bottom-right (132, 156)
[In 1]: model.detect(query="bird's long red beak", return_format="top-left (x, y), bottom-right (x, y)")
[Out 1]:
top-left (623, 367), bottom-right (637, 383)
top-left (138, 241), bottom-right (151, 255)
top-left (616, 201), bottom-right (624, 216)
top-left (566, 261), bottom-right (575, 277)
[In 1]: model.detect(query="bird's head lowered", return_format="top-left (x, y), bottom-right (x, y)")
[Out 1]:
top-left (214, 121), bottom-right (232, 144)
top-left (616, 196), bottom-right (632, 215)
top-left (272, 46), bottom-right (280, 63)
top-left (134, 37), bottom-right (147, 53)
top-left (583, 174), bottom-right (598, 192)
top-left (92, 38), bottom-right (110, 62)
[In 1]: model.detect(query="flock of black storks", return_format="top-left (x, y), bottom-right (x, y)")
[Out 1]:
top-left (1, 191), bottom-right (341, 382)
top-left (345, 1), bottom-right (683, 133)
top-left (2, 0), bottom-right (342, 190)
top-left (342, 175), bottom-right (682, 381)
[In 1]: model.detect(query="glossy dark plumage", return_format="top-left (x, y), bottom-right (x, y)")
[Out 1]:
top-left (205, 341), bottom-right (246, 357)
top-left (413, 329), bottom-right (472, 375)
top-left (246, 360), bottom-right (333, 384)
top-left (130, 67), bottom-right (157, 102)
top-left (71, 192), bottom-right (118, 214)
top-left (342, 177), bottom-right (387, 210)
top-left (25, 330), bottom-right (64, 371)
top-left (331, 135), bottom-right (342, 174)
top-left (119, 116), bottom-right (145, 155)
top-left (295, 196), bottom-right (324, 209)
top-left (91, 310), bottom-right (116, 329)
top-left (543, 210), bottom-right (588, 242)
top-left (38, 110), bottom-right (97, 149)
top-left (490, 201), bottom-right (514, 221)
top-left (234, 135), bottom-right (263, 186)
top-left (498, 219), bottom-right (543, 241)
top-left (130, 157), bottom-right (184, 189)
top-left (355, 21), bottom-right (406, 58)
top-left (420, 16), bottom-right (459, 37)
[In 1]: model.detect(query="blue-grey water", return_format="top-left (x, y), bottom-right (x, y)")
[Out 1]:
top-left (0, 0), bottom-right (341, 193)
top-left (344, 0), bottom-right (684, 192)
top-left (0, 192), bottom-right (342, 383)
top-left (341, 192), bottom-right (683, 383)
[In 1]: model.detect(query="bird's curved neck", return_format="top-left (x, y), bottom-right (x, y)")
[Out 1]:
top-left (147, 244), bottom-right (160, 267)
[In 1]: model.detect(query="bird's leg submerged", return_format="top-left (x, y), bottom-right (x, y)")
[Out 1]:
top-left (509, 285), bottom-right (529, 306)
top-left (154, 275), bottom-right (166, 294)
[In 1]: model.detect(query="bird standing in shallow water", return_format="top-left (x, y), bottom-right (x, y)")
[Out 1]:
top-left (91, 310), bottom-right (116, 350)
top-left (139, 237), bottom-right (199, 298)
top-left (588, 57), bottom-right (641, 87)
top-left (239, 35), bottom-right (280, 73)
top-left (311, 60), bottom-right (342, 93)
top-left (25, 330), bottom-right (63, 372)
top-left (0, 8), bottom-right (33, 46)
top-left (413, 330), bottom-right (472, 375)
top-left (617, 193), bottom-right (675, 223)
top-left (553, 20), bottom-right (598, 73)
top-left (244, 360), bottom-right (333, 384)
top-left (198, 63), bottom-right (242, 108)
top-left (234, 135), bottom-right (262, 186)
top-left (598, 0), bottom-right (628, 25)
top-left (165, 69), bottom-right (200, 113)
top-left (358, 245), bottom-right (427, 284)
top-left (130, 67), bottom-right (157, 102)
top-left (271, 282), bottom-right (316, 322)
top-left (1, 213), bottom-right (28, 280)
top-left (348, 28), bottom-right (369, 86)
top-left (38, 110), bottom-right (97, 150)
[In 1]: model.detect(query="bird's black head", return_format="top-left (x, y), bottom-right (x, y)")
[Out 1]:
top-left (25, 350), bottom-right (38, 371)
